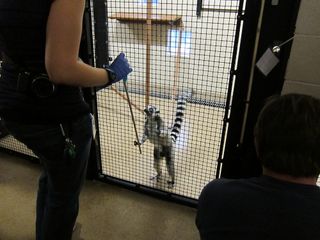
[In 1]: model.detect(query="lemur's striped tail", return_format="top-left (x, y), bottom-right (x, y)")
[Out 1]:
top-left (171, 93), bottom-right (188, 142)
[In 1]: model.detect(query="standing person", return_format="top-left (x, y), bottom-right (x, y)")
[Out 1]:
top-left (0, 0), bottom-right (132, 239)
top-left (196, 94), bottom-right (320, 240)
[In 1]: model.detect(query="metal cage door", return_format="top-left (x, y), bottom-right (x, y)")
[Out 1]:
top-left (94, 0), bottom-right (245, 202)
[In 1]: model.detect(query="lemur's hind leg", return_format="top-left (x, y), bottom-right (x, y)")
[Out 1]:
top-left (150, 146), bottom-right (162, 181)
top-left (164, 146), bottom-right (175, 186)
top-left (166, 160), bottom-right (175, 186)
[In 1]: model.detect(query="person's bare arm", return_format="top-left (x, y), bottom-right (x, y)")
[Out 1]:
top-left (45, 0), bottom-right (108, 87)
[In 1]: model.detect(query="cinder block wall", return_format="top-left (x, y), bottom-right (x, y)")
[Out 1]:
top-left (282, 0), bottom-right (320, 97)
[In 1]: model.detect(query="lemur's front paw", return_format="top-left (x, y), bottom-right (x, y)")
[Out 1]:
top-left (134, 141), bottom-right (141, 146)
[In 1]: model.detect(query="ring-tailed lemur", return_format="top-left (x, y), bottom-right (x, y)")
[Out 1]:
top-left (134, 93), bottom-right (188, 187)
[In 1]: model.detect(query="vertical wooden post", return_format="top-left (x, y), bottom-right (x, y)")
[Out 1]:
top-left (145, 0), bottom-right (152, 106)
top-left (172, 21), bottom-right (183, 99)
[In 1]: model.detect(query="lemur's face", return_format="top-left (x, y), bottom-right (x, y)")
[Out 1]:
top-left (144, 105), bottom-right (160, 118)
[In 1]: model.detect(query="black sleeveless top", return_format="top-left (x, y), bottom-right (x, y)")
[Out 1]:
top-left (0, 0), bottom-right (90, 123)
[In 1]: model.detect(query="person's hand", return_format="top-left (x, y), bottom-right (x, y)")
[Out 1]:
top-left (107, 53), bottom-right (133, 84)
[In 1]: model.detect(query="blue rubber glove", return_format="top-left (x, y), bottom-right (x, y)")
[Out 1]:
top-left (106, 53), bottom-right (133, 85)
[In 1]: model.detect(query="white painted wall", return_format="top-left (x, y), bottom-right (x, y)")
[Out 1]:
top-left (282, 0), bottom-right (320, 98)
top-left (107, 0), bottom-right (239, 103)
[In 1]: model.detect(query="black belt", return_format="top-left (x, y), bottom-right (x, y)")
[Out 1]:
top-left (1, 56), bottom-right (56, 98)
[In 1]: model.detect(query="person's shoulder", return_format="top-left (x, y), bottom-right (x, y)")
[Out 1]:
top-left (203, 177), bottom-right (253, 190)
top-left (200, 178), bottom-right (234, 196)
top-left (199, 177), bottom-right (260, 199)
top-left (197, 178), bottom-right (256, 215)
top-left (203, 177), bottom-right (234, 189)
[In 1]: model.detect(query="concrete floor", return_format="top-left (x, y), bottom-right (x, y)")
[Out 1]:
top-left (0, 152), bottom-right (199, 240)
top-left (97, 91), bottom-right (224, 199)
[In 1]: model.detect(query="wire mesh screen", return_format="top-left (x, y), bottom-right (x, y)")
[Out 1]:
top-left (0, 135), bottom-right (35, 157)
top-left (96, 0), bottom-right (241, 199)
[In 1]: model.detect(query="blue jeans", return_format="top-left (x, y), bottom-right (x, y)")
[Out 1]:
top-left (3, 114), bottom-right (92, 240)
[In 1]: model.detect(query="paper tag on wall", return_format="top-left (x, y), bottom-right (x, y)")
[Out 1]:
top-left (256, 48), bottom-right (280, 76)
